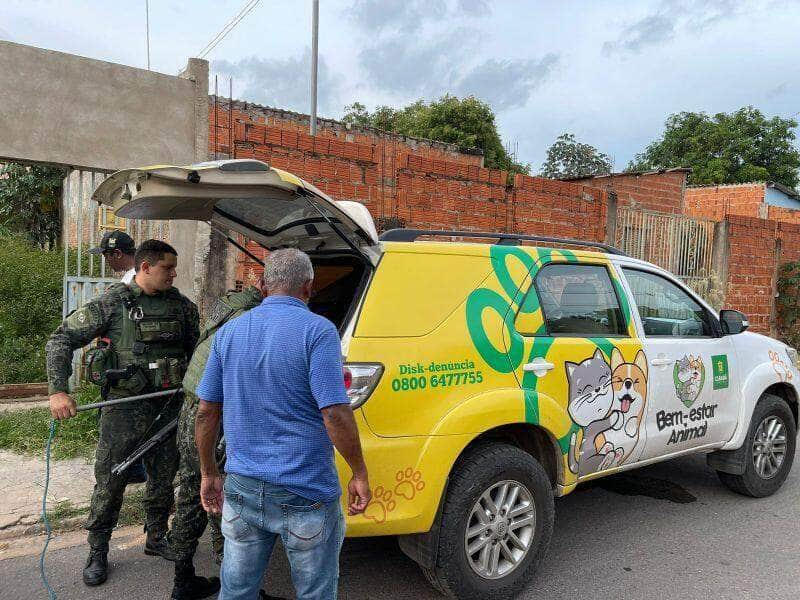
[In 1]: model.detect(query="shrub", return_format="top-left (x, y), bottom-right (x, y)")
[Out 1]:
top-left (0, 234), bottom-right (64, 383)
top-left (0, 234), bottom-right (63, 340)
top-left (0, 335), bottom-right (49, 384)
top-left (777, 260), bottom-right (800, 349)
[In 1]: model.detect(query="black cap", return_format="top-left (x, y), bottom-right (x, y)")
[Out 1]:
top-left (89, 230), bottom-right (136, 255)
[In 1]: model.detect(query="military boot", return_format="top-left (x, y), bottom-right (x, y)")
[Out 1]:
top-left (170, 560), bottom-right (220, 600)
top-left (82, 546), bottom-right (108, 586)
top-left (144, 526), bottom-right (176, 561)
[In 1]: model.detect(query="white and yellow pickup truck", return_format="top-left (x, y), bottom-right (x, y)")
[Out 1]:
top-left (95, 159), bottom-right (799, 600)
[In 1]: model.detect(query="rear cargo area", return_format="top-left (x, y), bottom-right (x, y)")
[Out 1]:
top-left (308, 252), bottom-right (369, 330)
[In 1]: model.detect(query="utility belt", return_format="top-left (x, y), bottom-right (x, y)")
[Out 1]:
top-left (87, 338), bottom-right (187, 395)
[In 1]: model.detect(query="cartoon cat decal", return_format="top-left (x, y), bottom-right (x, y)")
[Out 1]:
top-left (603, 348), bottom-right (648, 464)
top-left (566, 349), bottom-right (623, 477)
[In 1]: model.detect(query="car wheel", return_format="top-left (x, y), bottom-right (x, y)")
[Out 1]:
top-left (717, 393), bottom-right (796, 498)
top-left (425, 442), bottom-right (554, 599)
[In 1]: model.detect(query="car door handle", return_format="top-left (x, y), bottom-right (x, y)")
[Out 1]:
top-left (650, 358), bottom-right (672, 366)
top-left (523, 360), bottom-right (555, 374)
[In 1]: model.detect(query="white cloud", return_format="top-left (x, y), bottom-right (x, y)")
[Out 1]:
top-left (213, 50), bottom-right (340, 116)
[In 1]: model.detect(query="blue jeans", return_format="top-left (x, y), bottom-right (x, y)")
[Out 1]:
top-left (220, 473), bottom-right (345, 600)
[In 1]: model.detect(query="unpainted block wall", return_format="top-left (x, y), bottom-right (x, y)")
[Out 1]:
top-left (569, 171), bottom-right (688, 214)
top-left (724, 215), bottom-right (778, 333)
top-left (684, 183), bottom-right (767, 221)
top-left (211, 101), bottom-right (609, 284)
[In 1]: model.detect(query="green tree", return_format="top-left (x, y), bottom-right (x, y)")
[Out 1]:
top-left (628, 107), bottom-right (800, 188)
top-left (0, 162), bottom-right (67, 248)
top-left (342, 95), bottom-right (529, 173)
top-left (540, 133), bottom-right (613, 178)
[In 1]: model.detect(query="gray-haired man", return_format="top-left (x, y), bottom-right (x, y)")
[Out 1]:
top-left (195, 248), bottom-right (371, 600)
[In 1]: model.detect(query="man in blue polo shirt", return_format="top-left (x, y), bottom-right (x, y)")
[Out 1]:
top-left (195, 248), bottom-right (371, 600)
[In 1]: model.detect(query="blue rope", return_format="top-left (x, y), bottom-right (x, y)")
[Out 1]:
top-left (39, 419), bottom-right (58, 600)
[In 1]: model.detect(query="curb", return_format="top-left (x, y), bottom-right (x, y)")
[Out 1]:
top-left (0, 383), bottom-right (48, 399)
top-left (0, 396), bottom-right (49, 405)
top-left (0, 515), bottom-right (87, 541)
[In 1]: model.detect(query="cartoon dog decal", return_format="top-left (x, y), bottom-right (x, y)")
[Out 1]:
top-left (603, 348), bottom-right (648, 465)
top-left (567, 348), bottom-right (649, 477)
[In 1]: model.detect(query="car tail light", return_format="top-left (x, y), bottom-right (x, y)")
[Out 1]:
top-left (343, 368), bottom-right (353, 389)
top-left (343, 363), bottom-right (383, 408)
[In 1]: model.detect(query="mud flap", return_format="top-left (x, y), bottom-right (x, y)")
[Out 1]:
top-left (397, 477), bottom-right (448, 570)
top-left (706, 446), bottom-right (747, 475)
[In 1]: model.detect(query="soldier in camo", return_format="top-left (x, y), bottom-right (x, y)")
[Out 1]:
top-left (46, 240), bottom-right (199, 588)
top-left (168, 283), bottom-right (264, 600)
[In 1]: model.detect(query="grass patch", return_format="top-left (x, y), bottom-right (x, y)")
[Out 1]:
top-left (44, 491), bottom-right (147, 531)
top-left (46, 499), bottom-right (90, 530)
top-left (0, 385), bottom-right (100, 460)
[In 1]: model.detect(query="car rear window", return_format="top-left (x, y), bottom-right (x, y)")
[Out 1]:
top-left (530, 263), bottom-right (627, 336)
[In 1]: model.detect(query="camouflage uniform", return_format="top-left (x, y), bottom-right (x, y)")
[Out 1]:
top-left (46, 281), bottom-right (199, 551)
top-left (169, 286), bottom-right (262, 563)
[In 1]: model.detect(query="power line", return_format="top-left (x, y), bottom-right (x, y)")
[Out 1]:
top-left (197, 0), bottom-right (261, 59)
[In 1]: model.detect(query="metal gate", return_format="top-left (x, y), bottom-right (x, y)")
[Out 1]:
top-left (62, 169), bottom-right (170, 386)
top-left (614, 207), bottom-right (716, 293)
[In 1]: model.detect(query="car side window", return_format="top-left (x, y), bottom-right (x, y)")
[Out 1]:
top-left (518, 263), bottom-right (626, 336)
top-left (622, 268), bottom-right (713, 337)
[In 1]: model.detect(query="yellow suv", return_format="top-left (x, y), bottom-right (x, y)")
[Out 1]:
top-left (95, 160), bottom-right (800, 599)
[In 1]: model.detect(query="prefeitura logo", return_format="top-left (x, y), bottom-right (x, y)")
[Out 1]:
top-left (711, 354), bottom-right (729, 390)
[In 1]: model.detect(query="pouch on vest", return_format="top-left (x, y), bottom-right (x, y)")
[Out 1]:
top-left (113, 366), bottom-right (150, 395)
top-left (136, 318), bottom-right (183, 343)
top-left (86, 338), bottom-right (117, 387)
top-left (146, 357), bottom-right (187, 390)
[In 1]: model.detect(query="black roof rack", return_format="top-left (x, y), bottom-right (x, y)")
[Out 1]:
top-left (379, 228), bottom-right (627, 256)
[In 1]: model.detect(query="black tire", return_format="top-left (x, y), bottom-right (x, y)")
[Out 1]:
top-left (717, 394), bottom-right (796, 498)
top-left (425, 442), bottom-right (554, 599)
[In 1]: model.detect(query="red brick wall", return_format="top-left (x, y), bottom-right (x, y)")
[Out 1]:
top-left (511, 174), bottom-right (607, 242)
top-left (768, 205), bottom-right (800, 225)
top-left (569, 171), bottom-right (688, 214)
top-left (211, 101), bottom-right (610, 285)
top-left (724, 215), bottom-right (778, 333)
top-left (685, 183), bottom-right (766, 221)
top-left (209, 99), bottom-right (482, 170)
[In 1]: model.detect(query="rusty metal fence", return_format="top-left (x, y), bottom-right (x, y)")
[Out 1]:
top-left (614, 207), bottom-right (717, 295)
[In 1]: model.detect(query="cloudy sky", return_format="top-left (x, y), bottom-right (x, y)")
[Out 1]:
top-left (1, 0), bottom-right (797, 171)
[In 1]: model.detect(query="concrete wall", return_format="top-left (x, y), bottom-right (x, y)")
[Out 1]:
top-left (0, 41), bottom-right (200, 170)
top-left (0, 41), bottom-right (210, 307)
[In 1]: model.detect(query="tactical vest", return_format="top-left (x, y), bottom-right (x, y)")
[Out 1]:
top-left (87, 284), bottom-right (189, 395)
top-left (182, 286), bottom-right (262, 396)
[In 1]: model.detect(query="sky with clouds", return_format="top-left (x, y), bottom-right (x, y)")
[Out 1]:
top-left (1, 0), bottom-right (797, 172)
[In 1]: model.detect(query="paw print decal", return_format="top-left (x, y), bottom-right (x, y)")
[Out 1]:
top-left (393, 468), bottom-right (425, 500)
top-left (770, 350), bottom-right (793, 382)
top-left (363, 486), bottom-right (396, 524)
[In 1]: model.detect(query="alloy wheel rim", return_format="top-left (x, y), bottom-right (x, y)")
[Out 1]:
top-left (464, 480), bottom-right (536, 580)
top-left (752, 415), bottom-right (787, 479)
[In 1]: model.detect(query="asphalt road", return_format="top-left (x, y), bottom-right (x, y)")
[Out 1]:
top-left (2, 448), bottom-right (798, 600)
